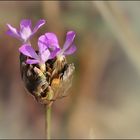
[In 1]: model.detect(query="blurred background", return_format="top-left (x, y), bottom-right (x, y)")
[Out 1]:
top-left (0, 1), bottom-right (140, 139)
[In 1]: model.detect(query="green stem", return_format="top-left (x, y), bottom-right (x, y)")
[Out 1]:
top-left (45, 105), bottom-right (51, 139)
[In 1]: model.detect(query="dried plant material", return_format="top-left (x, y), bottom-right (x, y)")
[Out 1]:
top-left (20, 53), bottom-right (75, 106)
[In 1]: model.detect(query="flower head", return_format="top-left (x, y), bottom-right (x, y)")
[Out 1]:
top-left (38, 31), bottom-right (76, 58)
top-left (19, 36), bottom-right (59, 65)
top-left (19, 30), bottom-right (76, 105)
top-left (6, 19), bottom-right (46, 43)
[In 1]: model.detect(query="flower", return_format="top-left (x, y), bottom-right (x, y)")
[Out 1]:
top-left (38, 31), bottom-right (76, 57)
top-left (19, 36), bottom-right (59, 65)
top-left (6, 19), bottom-right (46, 43)
top-left (19, 44), bottom-right (50, 65)
top-left (19, 31), bottom-right (76, 105)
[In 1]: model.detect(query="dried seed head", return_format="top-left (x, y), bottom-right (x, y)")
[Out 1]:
top-left (20, 53), bottom-right (75, 106)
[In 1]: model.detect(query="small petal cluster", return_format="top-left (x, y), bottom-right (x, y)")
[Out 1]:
top-left (7, 19), bottom-right (76, 66)
top-left (19, 35), bottom-right (60, 65)
top-left (7, 19), bottom-right (45, 43)
top-left (38, 31), bottom-right (76, 57)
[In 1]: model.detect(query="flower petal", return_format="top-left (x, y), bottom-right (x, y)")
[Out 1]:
top-left (33, 19), bottom-right (46, 33)
top-left (6, 24), bottom-right (20, 39)
top-left (63, 44), bottom-right (77, 55)
top-left (26, 59), bottom-right (40, 64)
top-left (44, 32), bottom-right (59, 49)
top-left (20, 19), bottom-right (31, 29)
top-left (63, 31), bottom-right (76, 51)
top-left (20, 19), bottom-right (32, 42)
top-left (49, 47), bottom-right (61, 59)
top-left (45, 33), bottom-right (59, 44)
top-left (40, 49), bottom-right (50, 63)
top-left (38, 35), bottom-right (48, 54)
top-left (19, 44), bottom-right (38, 59)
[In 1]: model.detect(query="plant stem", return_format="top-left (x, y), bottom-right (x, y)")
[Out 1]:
top-left (45, 104), bottom-right (51, 139)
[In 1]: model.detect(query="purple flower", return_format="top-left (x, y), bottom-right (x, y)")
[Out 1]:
top-left (19, 37), bottom-right (59, 65)
top-left (38, 31), bottom-right (76, 57)
top-left (38, 33), bottom-right (60, 59)
top-left (6, 19), bottom-right (46, 43)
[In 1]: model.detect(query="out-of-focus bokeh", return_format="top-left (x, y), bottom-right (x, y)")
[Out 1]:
top-left (0, 1), bottom-right (140, 139)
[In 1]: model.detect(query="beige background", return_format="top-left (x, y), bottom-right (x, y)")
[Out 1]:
top-left (0, 1), bottom-right (140, 139)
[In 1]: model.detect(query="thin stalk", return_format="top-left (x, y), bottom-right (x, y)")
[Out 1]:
top-left (45, 105), bottom-right (52, 139)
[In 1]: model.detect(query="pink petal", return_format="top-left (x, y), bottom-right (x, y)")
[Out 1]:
top-left (6, 24), bottom-right (20, 39)
top-left (63, 31), bottom-right (76, 51)
top-left (49, 47), bottom-right (61, 59)
top-left (44, 32), bottom-right (60, 49)
top-left (45, 32), bottom-right (59, 44)
top-left (19, 44), bottom-right (38, 59)
top-left (38, 35), bottom-right (48, 54)
top-left (33, 19), bottom-right (46, 33)
top-left (20, 19), bottom-right (32, 41)
top-left (26, 59), bottom-right (40, 64)
top-left (40, 49), bottom-right (50, 63)
top-left (63, 45), bottom-right (77, 55)
top-left (20, 19), bottom-right (31, 29)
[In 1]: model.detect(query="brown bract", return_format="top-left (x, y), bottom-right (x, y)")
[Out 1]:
top-left (19, 53), bottom-right (75, 106)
